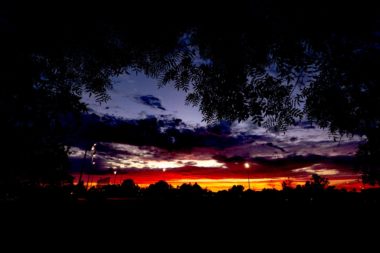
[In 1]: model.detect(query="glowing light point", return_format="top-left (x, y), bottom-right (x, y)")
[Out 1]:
top-left (244, 162), bottom-right (251, 190)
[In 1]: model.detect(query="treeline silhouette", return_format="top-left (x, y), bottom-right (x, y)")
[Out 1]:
top-left (3, 173), bottom-right (380, 240)
top-left (2, 174), bottom-right (379, 210)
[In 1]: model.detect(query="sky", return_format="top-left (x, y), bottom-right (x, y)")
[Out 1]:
top-left (71, 73), bottom-right (367, 191)
top-left (82, 73), bottom-right (204, 125)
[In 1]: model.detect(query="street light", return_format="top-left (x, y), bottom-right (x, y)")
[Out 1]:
top-left (86, 143), bottom-right (97, 190)
top-left (113, 170), bottom-right (117, 185)
top-left (79, 143), bottom-right (97, 187)
top-left (244, 162), bottom-right (251, 190)
top-left (83, 143), bottom-right (96, 190)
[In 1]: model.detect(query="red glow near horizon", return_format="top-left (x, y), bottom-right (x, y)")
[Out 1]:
top-left (68, 137), bottom-right (372, 191)
top-left (72, 161), bottom-right (373, 192)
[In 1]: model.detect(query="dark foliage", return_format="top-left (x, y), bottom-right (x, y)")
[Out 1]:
top-left (2, 1), bottom-right (380, 185)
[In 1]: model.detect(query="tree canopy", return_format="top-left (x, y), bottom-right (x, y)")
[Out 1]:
top-left (2, 1), bottom-right (380, 184)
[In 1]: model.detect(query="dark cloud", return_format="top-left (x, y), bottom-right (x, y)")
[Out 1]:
top-left (266, 142), bottom-right (286, 152)
top-left (213, 155), bottom-right (245, 163)
top-left (73, 113), bottom-right (258, 150)
top-left (135, 95), bottom-right (166, 111)
top-left (251, 154), bottom-right (355, 166)
top-left (206, 120), bottom-right (232, 135)
top-left (69, 113), bottom-right (360, 173)
top-left (96, 143), bottom-right (133, 157)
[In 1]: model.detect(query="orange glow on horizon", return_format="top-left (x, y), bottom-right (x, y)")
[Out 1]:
top-left (72, 172), bottom-right (374, 192)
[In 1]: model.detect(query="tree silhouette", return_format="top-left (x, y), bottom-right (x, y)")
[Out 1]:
top-left (178, 183), bottom-right (206, 199)
top-left (281, 179), bottom-right (293, 191)
top-left (303, 174), bottom-right (330, 192)
top-left (121, 179), bottom-right (140, 197)
top-left (2, 1), bottom-right (380, 186)
top-left (310, 174), bottom-right (329, 190)
top-left (146, 180), bottom-right (173, 199)
top-left (229, 185), bottom-right (245, 195)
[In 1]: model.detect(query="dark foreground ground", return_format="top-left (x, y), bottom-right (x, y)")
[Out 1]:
top-left (2, 196), bottom-right (380, 229)
top-left (1, 190), bottom-right (380, 248)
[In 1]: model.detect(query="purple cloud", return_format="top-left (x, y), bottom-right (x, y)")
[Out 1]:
top-left (135, 95), bottom-right (166, 111)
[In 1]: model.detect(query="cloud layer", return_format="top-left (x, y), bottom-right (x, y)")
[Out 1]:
top-left (69, 113), bottom-right (364, 190)
top-left (135, 95), bottom-right (166, 110)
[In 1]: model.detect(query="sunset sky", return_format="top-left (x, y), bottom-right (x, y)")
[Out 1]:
top-left (69, 73), bottom-right (366, 191)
